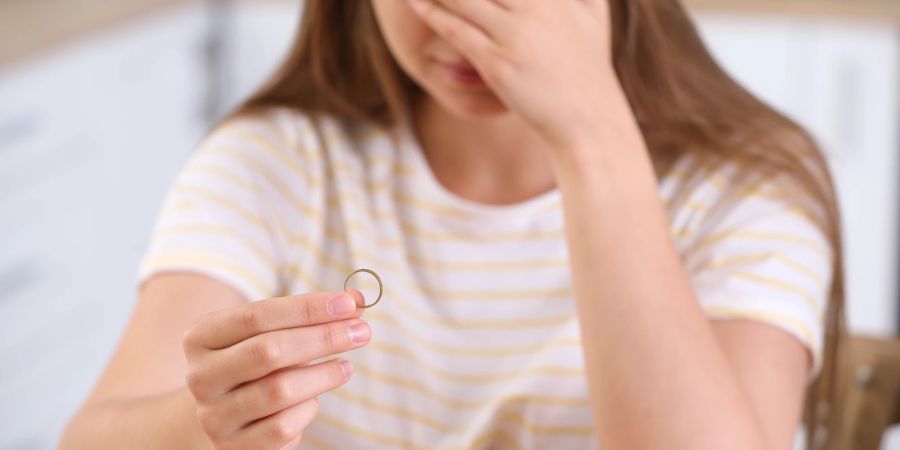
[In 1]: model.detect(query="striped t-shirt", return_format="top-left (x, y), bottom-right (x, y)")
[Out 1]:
top-left (137, 106), bottom-right (833, 449)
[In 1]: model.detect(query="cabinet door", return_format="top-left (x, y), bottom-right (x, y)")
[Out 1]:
top-left (215, 1), bottom-right (303, 114)
top-left (695, 14), bottom-right (900, 336)
top-left (0, 5), bottom-right (207, 448)
top-left (798, 21), bottom-right (900, 337)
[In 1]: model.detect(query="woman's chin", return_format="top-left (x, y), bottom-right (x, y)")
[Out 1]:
top-left (444, 94), bottom-right (510, 119)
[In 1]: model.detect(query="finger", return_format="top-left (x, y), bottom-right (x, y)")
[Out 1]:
top-left (184, 291), bottom-right (364, 352)
top-left (346, 288), bottom-right (368, 310)
top-left (407, 0), bottom-right (496, 65)
top-left (224, 397), bottom-right (319, 450)
top-left (212, 358), bottom-right (351, 432)
top-left (429, 0), bottom-right (511, 39)
top-left (189, 318), bottom-right (370, 397)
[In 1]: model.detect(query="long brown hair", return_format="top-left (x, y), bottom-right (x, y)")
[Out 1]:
top-left (228, 1), bottom-right (846, 447)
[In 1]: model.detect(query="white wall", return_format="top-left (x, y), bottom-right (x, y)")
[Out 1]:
top-left (0, 5), bottom-right (208, 448)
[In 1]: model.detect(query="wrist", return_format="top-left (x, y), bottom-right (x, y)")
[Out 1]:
top-left (552, 81), bottom-right (643, 158)
top-left (550, 120), bottom-right (646, 173)
top-left (549, 123), bottom-right (654, 195)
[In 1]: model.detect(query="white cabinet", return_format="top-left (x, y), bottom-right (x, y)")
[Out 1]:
top-left (0, 5), bottom-right (208, 448)
top-left (695, 13), bottom-right (900, 337)
top-left (213, 1), bottom-right (303, 115)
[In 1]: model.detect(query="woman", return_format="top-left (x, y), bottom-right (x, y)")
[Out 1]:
top-left (61, 0), bottom-right (846, 449)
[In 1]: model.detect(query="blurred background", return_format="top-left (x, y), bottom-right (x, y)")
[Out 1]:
top-left (0, 0), bottom-right (898, 449)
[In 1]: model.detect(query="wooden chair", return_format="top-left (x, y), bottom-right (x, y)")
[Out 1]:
top-left (825, 336), bottom-right (900, 450)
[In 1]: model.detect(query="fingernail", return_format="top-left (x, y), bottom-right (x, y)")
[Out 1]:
top-left (327, 294), bottom-right (356, 317)
top-left (339, 359), bottom-right (354, 378)
top-left (348, 321), bottom-right (371, 344)
top-left (345, 288), bottom-right (365, 308)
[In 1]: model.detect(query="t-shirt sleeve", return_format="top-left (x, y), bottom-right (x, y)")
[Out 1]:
top-left (136, 115), bottom-right (291, 302)
top-left (684, 177), bottom-right (834, 381)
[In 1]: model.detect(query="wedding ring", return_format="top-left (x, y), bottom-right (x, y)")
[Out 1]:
top-left (343, 268), bottom-right (383, 308)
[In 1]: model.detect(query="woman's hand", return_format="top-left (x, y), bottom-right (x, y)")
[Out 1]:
top-left (182, 291), bottom-right (372, 450)
top-left (407, 0), bottom-right (618, 149)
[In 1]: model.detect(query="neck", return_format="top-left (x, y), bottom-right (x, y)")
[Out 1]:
top-left (411, 94), bottom-right (557, 206)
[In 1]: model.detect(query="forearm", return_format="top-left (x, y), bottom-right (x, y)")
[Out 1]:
top-left (59, 388), bottom-right (212, 450)
top-left (550, 91), bottom-right (768, 449)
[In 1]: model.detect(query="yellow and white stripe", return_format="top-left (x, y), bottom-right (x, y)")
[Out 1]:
top-left (136, 106), bottom-right (832, 449)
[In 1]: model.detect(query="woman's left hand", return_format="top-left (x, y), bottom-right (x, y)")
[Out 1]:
top-left (407, 0), bottom-right (619, 149)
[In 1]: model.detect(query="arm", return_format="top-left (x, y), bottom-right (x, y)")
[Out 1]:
top-left (713, 321), bottom-right (809, 447)
top-left (59, 273), bottom-right (245, 450)
top-left (549, 90), bottom-right (807, 448)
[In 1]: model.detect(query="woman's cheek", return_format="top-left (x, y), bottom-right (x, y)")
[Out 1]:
top-left (372, 1), bottom-right (432, 78)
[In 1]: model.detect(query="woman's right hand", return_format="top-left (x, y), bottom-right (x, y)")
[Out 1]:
top-left (182, 290), bottom-right (372, 450)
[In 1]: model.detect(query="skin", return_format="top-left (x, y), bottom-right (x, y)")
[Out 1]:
top-left (60, 274), bottom-right (373, 450)
top-left (59, 1), bottom-right (809, 449)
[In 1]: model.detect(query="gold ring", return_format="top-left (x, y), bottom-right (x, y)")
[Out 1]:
top-left (343, 268), bottom-right (383, 308)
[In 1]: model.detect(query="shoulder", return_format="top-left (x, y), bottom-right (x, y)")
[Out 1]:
top-left (660, 151), bottom-right (830, 253)
top-left (216, 105), bottom-right (394, 151)
top-left (196, 106), bottom-right (391, 188)
top-left (204, 106), bottom-right (333, 161)
top-left (660, 151), bottom-right (835, 377)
